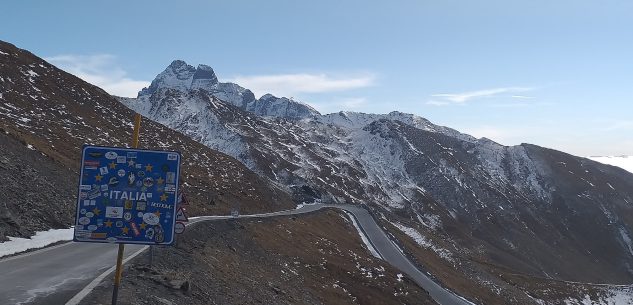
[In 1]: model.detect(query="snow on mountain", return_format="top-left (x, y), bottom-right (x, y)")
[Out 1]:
top-left (119, 60), bottom-right (633, 304)
top-left (136, 60), bottom-right (319, 119)
top-left (588, 156), bottom-right (633, 174)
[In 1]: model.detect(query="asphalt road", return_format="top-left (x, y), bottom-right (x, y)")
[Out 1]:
top-left (0, 204), bottom-right (471, 305)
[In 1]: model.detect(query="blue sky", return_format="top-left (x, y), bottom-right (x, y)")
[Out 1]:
top-left (1, 0), bottom-right (632, 156)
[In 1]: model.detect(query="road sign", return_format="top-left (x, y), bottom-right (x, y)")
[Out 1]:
top-left (174, 222), bottom-right (186, 234)
top-left (175, 207), bottom-right (188, 222)
top-left (74, 145), bottom-right (181, 245)
top-left (178, 192), bottom-right (188, 205)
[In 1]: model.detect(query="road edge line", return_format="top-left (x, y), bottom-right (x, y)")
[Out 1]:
top-left (65, 245), bottom-right (149, 305)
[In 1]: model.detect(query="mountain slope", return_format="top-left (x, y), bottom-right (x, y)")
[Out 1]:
top-left (0, 41), bottom-right (294, 240)
top-left (120, 60), bottom-right (633, 304)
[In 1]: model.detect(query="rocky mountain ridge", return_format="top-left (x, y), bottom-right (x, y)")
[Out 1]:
top-left (119, 60), bottom-right (633, 304)
top-left (135, 60), bottom-right (319, 120)
top-left (0, 41), bottom-right (294, 240)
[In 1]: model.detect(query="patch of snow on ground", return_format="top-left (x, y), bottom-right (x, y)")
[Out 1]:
top-left (588, 156), bottom-right (633, 174)
top-left (0, 228), bottom-right (73, 258)
top-left (343, 211), bottom-right (382, 259)
top-left (564, 286), bottom-right (633, 305)
top-left (391, 222), bottom-right (454, 262)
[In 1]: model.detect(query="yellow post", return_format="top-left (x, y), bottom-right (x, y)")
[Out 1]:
top-left (112, 113), bottom-right (142, 305)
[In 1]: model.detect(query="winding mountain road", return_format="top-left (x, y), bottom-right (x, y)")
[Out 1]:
top-left (0, 204), bottom-right (472, 305)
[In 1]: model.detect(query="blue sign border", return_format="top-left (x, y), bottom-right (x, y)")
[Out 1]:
top-left (73, 145), bottom-right (181, 245)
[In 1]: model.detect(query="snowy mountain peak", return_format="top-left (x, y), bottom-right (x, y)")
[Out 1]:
top-left (134, 60), bottom-right (319, 119)
top-left (139, 60), bottom-right (219, 97)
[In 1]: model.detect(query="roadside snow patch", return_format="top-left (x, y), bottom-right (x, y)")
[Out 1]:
top-left (344, 211), bottom-right (382, 259)
top-left (0, 228), bottom-right (73, 258)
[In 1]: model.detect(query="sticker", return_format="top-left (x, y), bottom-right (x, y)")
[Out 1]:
top-left (80, 185), bottom-right (92, 191)
top-left (75, 230), bottom-right (91, 238)
top-left (100, 184), bottom-right (109, 191)
top-left (136, 201), bottom-right (147, 211)
top-left (137, 171), bottom-right (145, 178)
top-left (83, 200), bottom-right (91, 206)
top-left (99, 167), bottom-right (109, 175)
top-left (144, 164), bottom-right (153, 172)
top-left (130, 222), bottom-right (140, 236)
top-left (78, 217), bottom-right (91, 225)
top-left (137, 212), bottom-right (144, 218)
top-left (154, 225), bottom-right (164, 243)
top-left (135, 164), bottom-right (142, 169)
top-left (123, 212), bottom-right (132, 221)
top-left (143, 213), bottom-right (160, 225)
top-left (143, 177), bottom-right (154, 188)
top-left (166, 172), bottom-right (176, 184)
top-left (127, 172), bottom-right (136, 186)
top-left (124, 200), bottom-right (133, 210)
top-left (88, 189), bottom-right (101, 200)
top-left (127, 159), bottom-right (135, 167)
top-left (108, 177), bottom-right (119, 187)
top-left (116, 156), bottom-right (127, 164)
top-left (88, 152), bottom-right (104, 158)
top-left (76, 225), bottom-right (84, 230)
top-left (145, 227), bottom-right (155, 240)
top-left (167, 153), bottom-right (178, 161)
top-left (127, 152), bottom-right (137, 158)
top-left (87, 225), bottom-right (98, 231)
top-left (85, 212), bottom-right (94, 218)
top-left (79, 192), bottom-right (88, 200)
top-left (84, 160), bottom-right (100, 170)
top-left (115, 221), bottom-right (123, 228)
top-left (104, 220), bottom-right (113, 227)
top-left (135, 180), bottom-right (143, 187)
top-left (106, 206), bottom-right (124, 218)
top-left (80, 208), bottom-right (87, 214)
top-left (157, 177), bottom-right (165, 185)
top-left (91, 233), bottom-right (107, 239)
top-left (117, 169), bottom-right (126, 177)
top-left (165, 184), bottom-right (176, 193)
top-left (105, 151), bottom-right (118, 159)
top-left (151, 202), bottom-right (172, 209)
top-left (90, 200), bottom-right (96, 206)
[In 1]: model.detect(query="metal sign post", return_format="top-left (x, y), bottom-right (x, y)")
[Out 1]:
top-left (111, 113), bottom-right (141, 305)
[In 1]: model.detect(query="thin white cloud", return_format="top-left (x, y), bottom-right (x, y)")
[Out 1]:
top-left (45, 54), bottom-right (149, 98)
top-left (511, 95), bottom-right (535, 99)
top-left (228, 72), bottom-right (376, 98)
top-left (429, 87), bottom-right (534, 105)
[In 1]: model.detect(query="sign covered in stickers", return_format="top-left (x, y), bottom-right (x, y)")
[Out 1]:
top-left (74, 145), bottom-right (181, 245)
